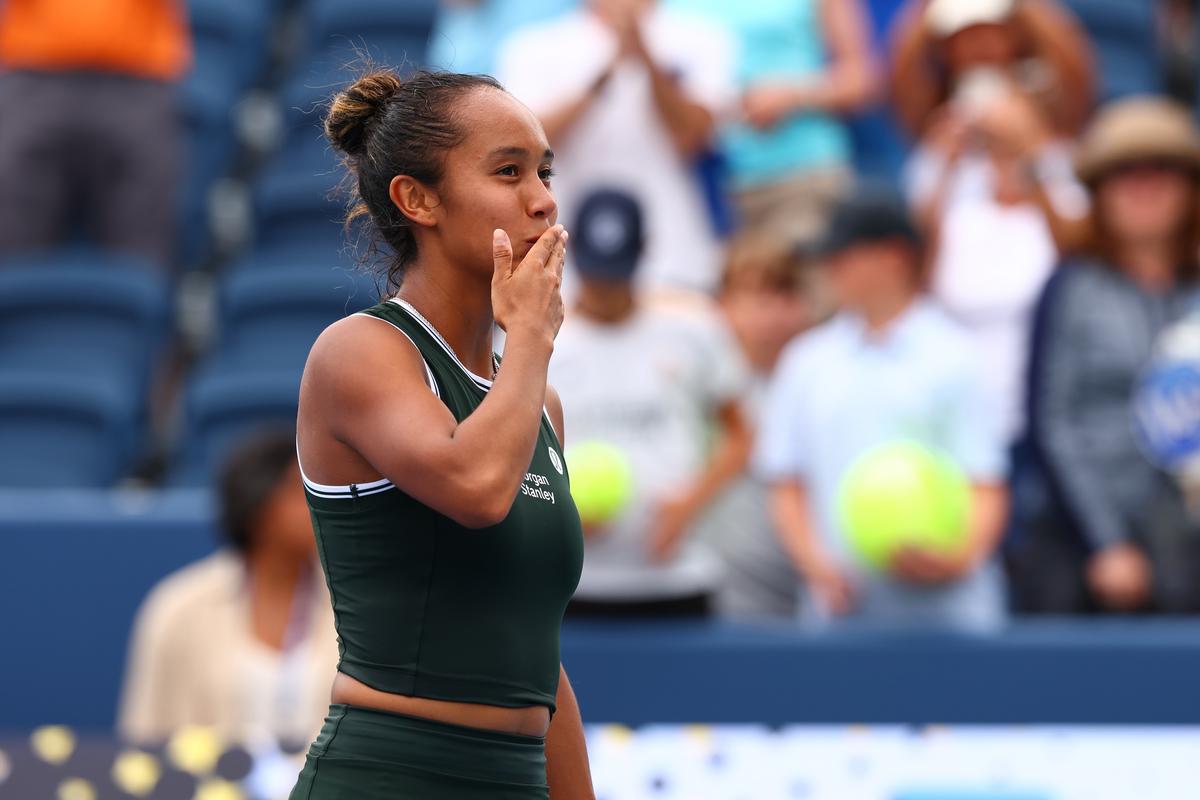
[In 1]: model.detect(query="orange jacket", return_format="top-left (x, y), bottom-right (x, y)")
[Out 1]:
top-left (0, 0), bottom-right (191, 81)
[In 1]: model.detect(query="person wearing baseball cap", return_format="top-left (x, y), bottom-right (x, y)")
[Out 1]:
top-left (756, 182), bottom-right (1010, 629)
top-left (1015, 97), bottom-right (1200, 615)
top-left (549, 188), bottom-right (753, 619)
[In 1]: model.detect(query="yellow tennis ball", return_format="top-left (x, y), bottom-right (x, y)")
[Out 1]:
top-left (565, 441), bottom-right (633, 525)
top-left (167, 726), bottom-right (222, 776)
top-left (31, 726), bottom-right (76, 765)
top-left (112, 750), bottom-right (162, 797)
top-left (838, 440), bottom-right (970, 569)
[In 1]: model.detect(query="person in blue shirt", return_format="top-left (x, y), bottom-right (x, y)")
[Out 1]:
top-left (428, 0), bottom-right (578, 75)
top-left (672, 0), bottom-right (876, 248)
top-left (756, 184), bottom-right (1010, 630)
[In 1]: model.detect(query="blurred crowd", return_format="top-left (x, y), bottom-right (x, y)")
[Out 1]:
top-left (4, 0), bottom-right (1200, 748)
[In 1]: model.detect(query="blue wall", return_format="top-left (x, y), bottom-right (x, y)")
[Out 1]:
top-left (3, 492), bottom-right (1200, 730)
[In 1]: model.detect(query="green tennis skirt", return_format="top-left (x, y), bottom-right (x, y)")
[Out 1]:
top-left (288, 704), bottom-right (549, 799)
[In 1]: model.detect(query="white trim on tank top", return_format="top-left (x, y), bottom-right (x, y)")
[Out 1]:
top-left (296, 299), bottom-right (563, 498)
top-left (387, 297), bottom-right (558, 434)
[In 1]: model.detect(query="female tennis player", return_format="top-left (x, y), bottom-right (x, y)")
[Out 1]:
top-left (289, 70), bottom-right (592, 799)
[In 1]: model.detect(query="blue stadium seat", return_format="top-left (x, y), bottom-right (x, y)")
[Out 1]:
top-left (175, 369), bottom-right (301, 485)
top-left (0, 253), bottom-right (172, 396)
top-left (0, 371), bottom-right (139, 488)
top-left (178, 84), bottom-right (239, 267)
top-left (1062, 0), bottom-right (1161, 100)
top-left (187, 0), bottom-right (273, 95)
top-left (213, 266), bottom-right (379, 372)
top-left (304, 0), bottom-right (438, 64)
top-left (281, 0), bottom-right (438, 138)
top-left (177, 0), bottom-right (276, 266)
top-left (252, 148), bottom-right (347, 256)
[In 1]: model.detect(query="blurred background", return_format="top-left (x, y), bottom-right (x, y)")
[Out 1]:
top-left (1, 0), bottom-right (1200, 797)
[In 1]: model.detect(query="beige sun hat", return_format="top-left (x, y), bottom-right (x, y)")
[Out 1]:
top-left (925, 0), bottom-right (1016, 38)
top-left (1075, 97), bottom-right (1200, 185)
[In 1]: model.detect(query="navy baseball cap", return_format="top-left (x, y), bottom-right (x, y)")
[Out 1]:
top-left (571, 188), bottom-right (644, 281)
top-left (808, 182), bottom-right (922, 258)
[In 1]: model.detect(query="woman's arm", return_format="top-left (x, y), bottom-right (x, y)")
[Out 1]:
top-left (1030, 271), bottom-right (1130, 550)
top-left (545, 665), bottom-right (595, 799)
top-left (537, 68), bottom-right (613, 147)
top-left (299, 228), bottom-right (566, 529)
top-left (888, 0), bottom-right (944, 137)
top-left (1030, 270), bottom-right (1153, 609)
top-left (742, 0), bottom-right (877, 129)
top-left (1016, 0), bottom-right (1095, 136)
top-left (647, 399), bottom-right (753, 561)
top-left (769, 480), bottom-right (855, 615)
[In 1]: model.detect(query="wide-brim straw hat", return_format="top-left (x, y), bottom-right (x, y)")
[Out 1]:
top-left (1075, 97), bottom-right (1200, 185)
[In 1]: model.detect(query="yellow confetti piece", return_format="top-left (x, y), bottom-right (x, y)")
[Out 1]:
top-left (194, 778), bottom-right (246, 800)
top-left (167, 726), bottom-right (223, 776)
top-left (603, 724), bottom-right (635, 746)
top-left (31, 726), bottom-right (76, 765)
top-left (112, 750), bottom-right (162, 797)
top-left (57, 777), bottom-right (96, 800)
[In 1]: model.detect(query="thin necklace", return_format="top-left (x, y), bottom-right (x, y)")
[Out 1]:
top-left (394, 296), bottom-right (500, 381)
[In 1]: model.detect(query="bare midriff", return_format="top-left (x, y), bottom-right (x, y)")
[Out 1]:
top-left (331, 672), bottom-right (552, 738)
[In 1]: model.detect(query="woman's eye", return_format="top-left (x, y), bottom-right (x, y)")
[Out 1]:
top-left (498, 165), bottom-right (518, 177)
top-left (539, 168), bottom-right (555, 182)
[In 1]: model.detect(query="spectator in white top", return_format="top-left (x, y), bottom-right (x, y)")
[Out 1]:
top-left (757, 185), bottom-right (1010, 630)
top-left (550, 189), bottom-right (752, 618)
top-left (497, 0), bottom-right (736, 295)
top-left (903, 0), bottom-right (1092, 446)
top-left (118, 430), bottom-right (338, 746)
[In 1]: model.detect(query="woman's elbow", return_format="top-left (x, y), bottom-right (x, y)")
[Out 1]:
top-left (841, 62), bottom-right (880, 111)
top-left (444, 469), bottom-right (520, 529)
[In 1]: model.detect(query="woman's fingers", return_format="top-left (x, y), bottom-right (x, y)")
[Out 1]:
top-left (492, 229), bottom-right (513, 278)
top-left (550, 231), bottom-right (568, 281)
top-left (520, 225), bottom-right (564, 272)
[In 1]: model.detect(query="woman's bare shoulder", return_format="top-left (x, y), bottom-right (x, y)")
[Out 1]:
top-left (307, 313), bottom-right (423, 375)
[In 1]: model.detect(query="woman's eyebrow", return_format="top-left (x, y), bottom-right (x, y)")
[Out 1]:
top-left (486, 146), bottom-right (555, 162)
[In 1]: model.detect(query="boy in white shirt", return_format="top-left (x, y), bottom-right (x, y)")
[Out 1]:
top-left (551, 189), bottom-right (751, 617)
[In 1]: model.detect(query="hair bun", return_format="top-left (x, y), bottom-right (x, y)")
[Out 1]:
top-left (325, 69), bottom-right (404, 157)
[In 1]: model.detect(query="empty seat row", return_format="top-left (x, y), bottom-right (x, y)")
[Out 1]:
top-left (0, 250), bottom-right (380, 488)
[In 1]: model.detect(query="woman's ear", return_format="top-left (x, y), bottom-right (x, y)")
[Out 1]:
top-left (389, 175), bottom-right (441, 228)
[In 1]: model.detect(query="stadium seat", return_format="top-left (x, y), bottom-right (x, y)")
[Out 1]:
top-left (187, 0), bottom-right (273, 95)
top-left (213, 266), bottom-right (380, 373)
top-left (281, 0), bottom-right (438, 139)
top-left (304, 0), bottom-right (437, 64)
top-left (252, 148), bottom-right (347, 257)
top-left (0, 253), bottom-right (172, 396)
top-left (174, 369), bottom-right (302, 485)
top-left (1062, 0), bottom-right (1161, 100)
top-left (176, 0), bottom-right (277, 266)
top-left (0, 371), bottom-right (139, 488)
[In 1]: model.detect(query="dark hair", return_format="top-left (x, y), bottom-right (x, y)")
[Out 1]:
top-left (325, 69), bottom-right (504, 292)
top-left (1084, 171), bottom-right (1200, 283)
top-left (217, 429), bottom-right (299, 554)
top-left (720, 232), bottom-right (808, 295)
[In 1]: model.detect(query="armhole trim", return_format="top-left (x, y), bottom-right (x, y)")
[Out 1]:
top-left (295, 310), bottom-right (444, 499)
top-left (354, 311), bottom-right (440, 398)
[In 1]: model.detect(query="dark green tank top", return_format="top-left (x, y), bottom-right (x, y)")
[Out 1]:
top-left (302, 298), bottom-right (584, 712)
